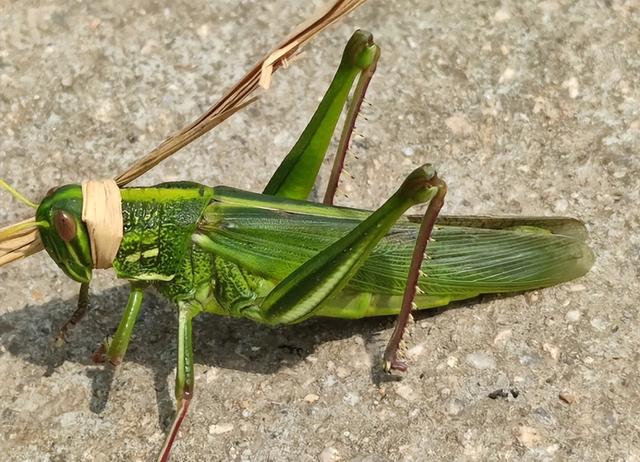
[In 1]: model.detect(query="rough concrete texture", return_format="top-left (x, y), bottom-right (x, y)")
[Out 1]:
top-left (1, 1), bottom-right (639, 461)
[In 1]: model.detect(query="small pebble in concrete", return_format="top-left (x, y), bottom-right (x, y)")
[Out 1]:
top-left (395, 383), bottom-right (418, 402)
top-left (319, 446), bottom-right (340, 462)
top-left (562, 77), bottom-right (580, 98)
top-left (466, 351), bottom-right (496, 370)
top-left (517, 425), bottom-right (543, 448)
top-left (335, 366), bottom-right (350, 378)
top-left (343, 392), bottom-right (360, 406)
top-left (488, 388), bottom-right (519, 399)
top-left (304, 393), bottom-right (320, 403)
top-left (445, 113), bottom-right (474, 136)
top-left (494, 8), bottom-right (511, 22)
top-left (565, 310), bottom-right (581, 322)
top-left (590, 318), bottom-right (608, 331)
top-left (519, 353), bottom-right (542, 366)
top-left (209, 423), bottom-right (234, 435)
top-left (493, 329), bottom-right (512, 348)
top-left (542, 343), bottom-right (560, 360)
top-left (402, 146), bottom-right (415, 157)
top-left (559, 391), bottom-right (577, 404)
top-left (446, 398), bottom-right (464, 415)
top-left (553, 198), bottom-right (569, 213)
top-left (407, 344), bottom-right (424, 359)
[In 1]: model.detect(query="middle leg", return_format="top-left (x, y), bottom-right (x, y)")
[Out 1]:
top-left (158, 302), bottom-right (199, 462)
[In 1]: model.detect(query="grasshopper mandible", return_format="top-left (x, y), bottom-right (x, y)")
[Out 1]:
top-left (0, 2), bottom-right (593, 461)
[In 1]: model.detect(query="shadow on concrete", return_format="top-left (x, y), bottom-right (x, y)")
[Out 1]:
top-left (0, 284), bottom-right (507, 429)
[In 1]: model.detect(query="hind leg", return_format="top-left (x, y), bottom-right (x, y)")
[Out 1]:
top-left (264, 30), bottom-right (380, 203)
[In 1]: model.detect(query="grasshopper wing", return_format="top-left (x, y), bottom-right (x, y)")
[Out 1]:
top-left (199, 194), bottom-right (594, 313)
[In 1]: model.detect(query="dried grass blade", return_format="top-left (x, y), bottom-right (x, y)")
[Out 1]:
top-left (0, 218), bottom-right (44, 267)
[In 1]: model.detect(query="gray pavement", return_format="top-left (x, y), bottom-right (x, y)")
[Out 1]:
top-left (0, 1), bottom-right (638, 461)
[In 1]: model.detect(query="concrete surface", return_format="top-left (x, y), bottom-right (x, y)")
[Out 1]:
top-left (1, 1), bottom-right (639, 461)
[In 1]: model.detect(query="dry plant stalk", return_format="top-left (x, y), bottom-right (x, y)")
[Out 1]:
top-left (0, 218), bottom-right (44, 266)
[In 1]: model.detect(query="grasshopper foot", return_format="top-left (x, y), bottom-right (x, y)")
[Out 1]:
top-left (91, 337), bottom-right (122, 365)
top-left (382, 356), bottom-right (408, 374)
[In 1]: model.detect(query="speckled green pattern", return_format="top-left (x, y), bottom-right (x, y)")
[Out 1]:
top-left (113, 182), bottom-right (213, 281)
top-left (155, 243), bottom-right (214, 303)
top-left (211, 258), bottom-right (256, 313)
top-left (207, 256), bottom-right (275, 318)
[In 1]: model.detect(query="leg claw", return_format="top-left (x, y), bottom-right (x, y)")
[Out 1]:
top-left (382, 355), bottom-right (408, 374)
top-left (91, 339), bottom-right (121, 365)
top-left (92, 344), bottom-right (107, 364)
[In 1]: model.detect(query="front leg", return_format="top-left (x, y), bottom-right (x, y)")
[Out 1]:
top-left (55, 282), bottom-right (91, 345)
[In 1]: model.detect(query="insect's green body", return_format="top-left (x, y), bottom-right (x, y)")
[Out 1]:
top-left (97, 182), bottom-right (593, 325)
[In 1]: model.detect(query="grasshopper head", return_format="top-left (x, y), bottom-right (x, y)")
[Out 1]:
top-left (36, 185), bottom-right (93, 283)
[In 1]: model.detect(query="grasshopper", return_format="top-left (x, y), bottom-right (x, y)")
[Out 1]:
top-left (0, 4), bottom-right (593, 461)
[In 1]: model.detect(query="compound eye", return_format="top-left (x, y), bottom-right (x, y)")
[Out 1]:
top-left (53, 210), bottom-right (77, 242)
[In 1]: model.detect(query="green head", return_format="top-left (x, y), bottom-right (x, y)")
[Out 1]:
top-left (36, 185), bottom-right (93, 283)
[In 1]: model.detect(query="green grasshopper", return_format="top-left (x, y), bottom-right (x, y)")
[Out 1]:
top-left (0, 26), bottom-right (593, 462)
